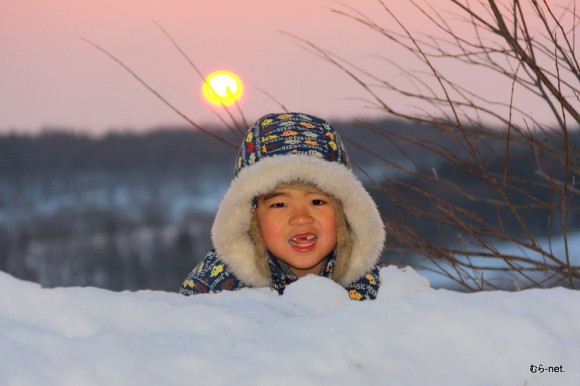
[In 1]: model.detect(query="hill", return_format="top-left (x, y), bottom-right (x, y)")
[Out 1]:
top-left (0, 120), bottom-right (578, 290)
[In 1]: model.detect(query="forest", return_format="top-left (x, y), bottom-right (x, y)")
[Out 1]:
top-left (1, 118), bottom-right (577, 291)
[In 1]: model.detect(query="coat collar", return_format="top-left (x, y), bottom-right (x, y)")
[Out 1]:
top-left (267, 249), bottom-right (336, 295)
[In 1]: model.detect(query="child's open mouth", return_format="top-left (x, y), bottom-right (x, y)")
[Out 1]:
top-left (288, 233), bottom-right (318, 252)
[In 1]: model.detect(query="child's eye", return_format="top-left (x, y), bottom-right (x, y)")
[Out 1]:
top-left (311, 199), bottom-right (327, 206)
top-left (270, 202), bottom-right (286, 208)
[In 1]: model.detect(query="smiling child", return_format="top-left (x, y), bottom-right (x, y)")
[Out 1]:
top-left (180, 112), bottom-right (385, 300)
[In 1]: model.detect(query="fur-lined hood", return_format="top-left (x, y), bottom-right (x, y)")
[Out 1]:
top-left (211, 113), bottom-right (385, 287)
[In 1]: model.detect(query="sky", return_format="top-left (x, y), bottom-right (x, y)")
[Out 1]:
top-left (0, 0), bottom-right (574, 135)
top-left (0, 0), bottom-right (401, 135)
top-left (1, 266), bottom-right (579, 385)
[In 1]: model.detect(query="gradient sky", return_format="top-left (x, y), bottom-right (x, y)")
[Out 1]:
top-left (0, 0), bottom-right (572, 135)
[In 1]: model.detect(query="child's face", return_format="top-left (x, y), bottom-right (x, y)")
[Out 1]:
top-left (256, 187), bottom-right (337, 277)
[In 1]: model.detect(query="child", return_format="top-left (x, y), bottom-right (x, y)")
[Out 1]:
top-left (180, 112), bottom-right (385, 300)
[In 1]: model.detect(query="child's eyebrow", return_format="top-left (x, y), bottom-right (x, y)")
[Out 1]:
top-left (261, 191), bottom-right (288, 201)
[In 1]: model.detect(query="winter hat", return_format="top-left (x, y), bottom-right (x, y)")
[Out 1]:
top-left (234, 112), bottom-right (350, 176)
top-left (211, 112), bottom-right (385, 287)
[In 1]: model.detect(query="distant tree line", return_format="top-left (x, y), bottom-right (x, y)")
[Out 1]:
top-left (0, 120), bottom-right (577, 290)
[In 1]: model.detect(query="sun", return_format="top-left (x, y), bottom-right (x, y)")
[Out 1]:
top-left (202, 71), bottom-right (244, 107)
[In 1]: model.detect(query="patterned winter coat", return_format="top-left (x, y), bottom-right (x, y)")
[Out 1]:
top-left (180, 112), bottom-right (386, 300)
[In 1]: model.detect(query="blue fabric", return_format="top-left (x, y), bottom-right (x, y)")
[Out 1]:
top-left (234, 112), bottom-right (351, 177)
top-left (180, 250), bottom-right (246, 294)
top-left (180, 250), bottom-right (383, 301)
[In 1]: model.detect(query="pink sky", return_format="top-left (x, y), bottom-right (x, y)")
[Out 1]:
top-left (0, 1), bottom-right (572, 135)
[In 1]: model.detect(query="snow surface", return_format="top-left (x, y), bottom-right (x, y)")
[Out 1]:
top-left (418, 230), bottom-right (580, 290)
top-left (1, 266), bottom-right (579, 386)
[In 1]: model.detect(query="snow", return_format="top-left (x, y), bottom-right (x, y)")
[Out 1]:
top-left (417, 230), bottom-right (580, 290)
top-left (1, 266), bottom-right (579, 386)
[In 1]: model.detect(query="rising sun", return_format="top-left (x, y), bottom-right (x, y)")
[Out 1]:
top-left (202, 70), bottom-right (244, 107)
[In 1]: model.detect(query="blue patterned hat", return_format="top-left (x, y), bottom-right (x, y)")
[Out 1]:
top-left (234, 112), bottom-right (350, 176)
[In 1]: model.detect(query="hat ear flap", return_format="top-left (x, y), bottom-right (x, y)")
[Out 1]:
top-left (249, 210), bottom-right (271, 279)
top-left (332, 198), bottom-right (352, 283)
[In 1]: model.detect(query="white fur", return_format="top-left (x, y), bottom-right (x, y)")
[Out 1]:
top-left (211, 155), bottom-right (386, 287)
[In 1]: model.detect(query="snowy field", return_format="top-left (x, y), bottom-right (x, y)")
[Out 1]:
top-left (1, 266), bottom-right (579, 386)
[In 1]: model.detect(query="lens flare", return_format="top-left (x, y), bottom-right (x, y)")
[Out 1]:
top-left (202, 71), bottom-right (243, 107)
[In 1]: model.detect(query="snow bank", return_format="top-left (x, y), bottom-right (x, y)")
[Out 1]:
top-left (1, 266), bottom-right (579, 386)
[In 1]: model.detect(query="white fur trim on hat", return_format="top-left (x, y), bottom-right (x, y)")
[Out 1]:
top-left (211, 154), bottom-right (385, 287)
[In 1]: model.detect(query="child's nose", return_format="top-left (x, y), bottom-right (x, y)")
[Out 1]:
top-left (289, 205), bottom-right (314, 225)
